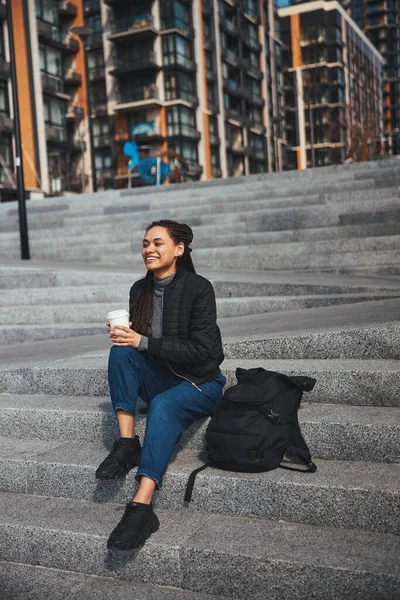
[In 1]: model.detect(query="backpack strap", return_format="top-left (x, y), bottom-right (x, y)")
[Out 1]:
top-left (279, 446), bottom-right (317, 473)
top-left (184, 463), bottom-right (209, 503)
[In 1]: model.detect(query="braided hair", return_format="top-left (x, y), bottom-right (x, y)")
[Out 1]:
top-left (131, 220), bottom-right (195, 335)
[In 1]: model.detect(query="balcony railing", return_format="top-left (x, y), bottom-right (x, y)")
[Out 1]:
top-left (88, 66), bottom-right (105, 81)
top-left (164, 54), bottom-right (195, 71)
top-left (249, 93), bottom-right (264, 107)
top-left (168, 124), bottom-right (200, 139)
top-left (165, 90), bottom-right (197, 104)
top-left (225, 107), bottom-right (244, 121)
top-left (66, 105), bottom-right (84, 121)
top-left (220, 18), bottom-right (239, 36)
top-left (224, 78), bottom-right (241, 94)
top-left (221, 47), bottom-right (240, 65)
top-left (45, 125), bottom-right (66, 143)
top-left (212, 167), bottom-right (222, 178)
top-left (0, 56), bottom-right (10, 80)
top-left (0, 113), bottom-right (14, 132)
top-left (93, 134), bottom-right (114, 148)
top-left (242, 35), bottom-right (262, 52)
top-left (109, 14), bottom-right (157, 37)
top-left (86, 32), bottom-right (103, 49)
top-left (161, 17), bottom-right (193, 37)
top-left (41, 72), bottom-right (63, 94)
top-left (116, 85), bottom-right (159, 105)
top-left (111, 53), bottom-right (160, 74)
top-left (65, 70), bottom-right (82, 86)
top-left (59, 1), bottom-right (77, 20)
top-left (209, 134), bottom-right (220, 145)
top-left (84, 0), bottom-right (101, 14)
top-left (37, 20), bottom-right (79, 52)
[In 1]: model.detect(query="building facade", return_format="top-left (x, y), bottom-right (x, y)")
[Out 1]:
top-left (0, 0), bottom-right (289, 200)
top-left (349, 0), bottom-right (400, 156)
top-left (278, 0), bottom-right (383, 169)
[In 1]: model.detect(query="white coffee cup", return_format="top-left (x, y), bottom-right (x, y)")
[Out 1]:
top-left (106, 309), bottom-right (129, 329)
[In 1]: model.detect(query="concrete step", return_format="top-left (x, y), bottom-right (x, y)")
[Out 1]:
top-left (0, 437), bottom-right (398, 535)
top-left (224, 321), bottom-right (400, 360)
top-left (0, 392), bottom-right (398, 461)
top-left (0, 492), bottom-right (398, 600)
top-left (0, 562), bottom-right (236, 600)
top-left (0, 356), bottom-right (398, 406)
top-left (0, 323), bottom-right (105, 345)
top-left (3, 220), bottom-right (400, 257)
top-left (3, 293), bottom-right (399, 325)
top-left (3, 281), bottom-right (399, 305)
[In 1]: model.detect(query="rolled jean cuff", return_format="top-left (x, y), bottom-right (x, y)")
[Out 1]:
top-left (112, 403), bottom-right (136, 418)
top-left (135, 468), bottom-right (161, 490)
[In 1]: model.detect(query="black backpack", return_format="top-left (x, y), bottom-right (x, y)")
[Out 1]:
top-left (185, 367), bottom-right (317, 502)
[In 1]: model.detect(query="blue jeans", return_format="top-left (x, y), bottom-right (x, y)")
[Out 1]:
top-left (108, 346), bottom-right (226, 488)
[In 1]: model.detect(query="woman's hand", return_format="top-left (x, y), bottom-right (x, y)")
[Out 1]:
top-left (108, 322), bottom-right (142, 348)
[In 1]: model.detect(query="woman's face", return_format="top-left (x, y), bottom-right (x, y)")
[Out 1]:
top-left (142, 226), bottom-right (184, 277)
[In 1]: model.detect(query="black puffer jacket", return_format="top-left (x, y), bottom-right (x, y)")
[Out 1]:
top-left (129, 267), bottom-right (224, 384)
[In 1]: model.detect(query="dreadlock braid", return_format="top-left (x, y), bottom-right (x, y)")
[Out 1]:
top-left (131, 220), bottom-right (195, 335)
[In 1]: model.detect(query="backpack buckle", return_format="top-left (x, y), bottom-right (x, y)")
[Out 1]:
top-left (267, 410), bottom-right (281, 425)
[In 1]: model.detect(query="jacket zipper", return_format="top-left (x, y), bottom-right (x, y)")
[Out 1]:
top-left (169, 364), bottom-right (203, 392)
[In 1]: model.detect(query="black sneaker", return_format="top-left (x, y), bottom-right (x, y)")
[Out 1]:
top-left (107, 501), bottom-right (160, 551)
top-left (95, 436), bottom-right (141, 480)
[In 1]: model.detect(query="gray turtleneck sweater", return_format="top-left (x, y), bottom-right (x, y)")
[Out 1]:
top-left (138, 272), bottom-right (175, 351)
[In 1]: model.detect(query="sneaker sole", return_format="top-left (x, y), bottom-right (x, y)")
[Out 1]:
top-left (95, 453), bottom-right (141, 480)
top-left (107, 514), bottom-right (160, 551)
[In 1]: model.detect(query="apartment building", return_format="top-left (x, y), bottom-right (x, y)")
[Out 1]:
top-left (0, 0), bottom-right (288, 199)
top-left (278, 0), bottom-right (383, 169)
top-left (349, 0), bottom-right (400, 156)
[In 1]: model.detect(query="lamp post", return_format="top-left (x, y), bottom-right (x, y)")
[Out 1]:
top-left (70, 26), bottom-right (97, 193)
top-left (6, 1), bottom-right (30, 259)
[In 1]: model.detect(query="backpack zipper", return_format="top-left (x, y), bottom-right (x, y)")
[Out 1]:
top-left (169, 365), bottom-right (203, 392)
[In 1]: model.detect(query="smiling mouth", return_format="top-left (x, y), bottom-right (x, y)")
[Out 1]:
top-left (145, 256), bottom-right (158, 261)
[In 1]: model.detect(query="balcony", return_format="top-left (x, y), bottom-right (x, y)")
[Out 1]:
top-left (93, 134), bottom-right (114, 148)
top-left (220, 18), bottom-right (239, 37)
top-left (166, 91), bottom-right (198, 105)
top-left (212, 167), bottom-right (222, 178)
top-left (86, 32), bottom-right (103, 50)
top-left (164, 55), bottom-right (196, 72)
top-left (243, 58), bottom-right (263, 80)
top-left (223, 78), bottom-right (242, 96)
top-left (161, 17), bottom-right (194, 38)
top-left (110, 53), bottom-right (161, 75)
top-left (37, 20), bottom-right (79, 53)
top-left (130, 122), bottom-right (165, 142)
top-left (59, 1), bottom-right (77, 20)
top-left (0, 113), bottom-right (14, 132)
top-left (225, 107), bottom-right (244, 122)
top-left (88, 66), bottom-right (105, 81)
top-left (226, 138), bottom-right (246, 154)
top-left (41, 73), bottom-right (71, 100)
top-left (242, 35), bottom-right (262, 53)
top-left (248, 147), bottom-right (266, 161)
top-left (45, 125), bottom-right (66, 144)
top-left (68, 137), bottom-right (86, 153)
top-left (221, 47), bottom-right (240, 66)
top-left (248, 93), bottom-right (264, 107)
top-left (0, 56), bottom-right (10, 80)
top-left (66, 105), bottom-right (84, 121)
top-left (168, 124), bottom-right (201, 140)
top-left (115, 85), bottom-right (161, 108)
top-left (65, 70), bottom-right (82, 87)
top-left (209, 134), bottom-right (220, 145)
top-left (109, 15), bottom-right (158, 42)
top-left (84, 0), bottom-right (101, 14)
top-left (91, 95), bottom-right (108, 116)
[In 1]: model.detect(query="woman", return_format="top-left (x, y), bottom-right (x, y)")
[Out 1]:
top-left (96, 219), bottom-right (225, 551)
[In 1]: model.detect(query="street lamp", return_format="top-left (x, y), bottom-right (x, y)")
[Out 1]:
top-left (6, 1), bottom-right (30, 259)
top-left (70, 26), bottom-right (97, 193)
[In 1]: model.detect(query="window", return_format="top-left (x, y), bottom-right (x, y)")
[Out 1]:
top-left (0, 135), bottom-right (13, 184)
top-left (36, 0), bottom-right (58, 25)
top-left (0, 81), bottom-right (9, 115)
top-left (167, 105), bottom-right (198, 137)
top-left (170, 139), bottom-right (198, 164)
top-left (161, 0), bottom-right (191, 34)
top-left (165, 71), bottom-right (196, 103)
top-left (40, 45), bottom-right (63, 78)
top-left (0, 23), bottom-right (5, 59)
top-left (86, 14), bottom-right (102, 33)
top-left (163, 34), bottom-right (193, 69)
top-left (95, 148), bottom-right (113, 170)
top-left (44, 96), bottom-right (66, 141)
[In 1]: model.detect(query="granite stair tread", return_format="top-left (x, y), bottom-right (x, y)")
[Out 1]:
top-left (0, 436), bottom-right (398, 534)
top-left (0, 492), bottom-right (399, 600)
top-left (0, 562), bottom-right (237, 600)
top-left (0, 394), bottom-right (398, 462)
